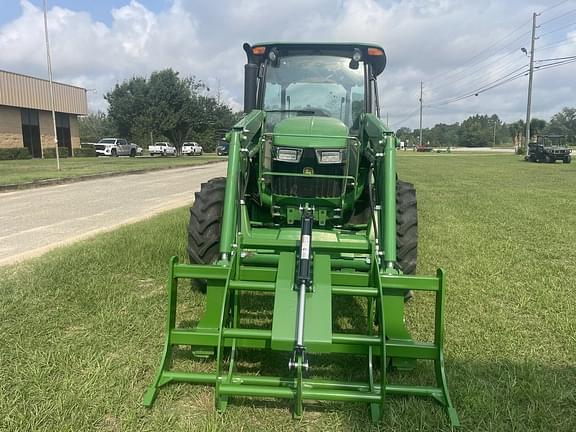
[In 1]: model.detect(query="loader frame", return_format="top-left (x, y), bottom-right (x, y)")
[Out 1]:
top-left (143, 110), bottom-right (460, 427)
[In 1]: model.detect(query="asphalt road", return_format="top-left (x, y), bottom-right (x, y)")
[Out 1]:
top-left (0, 162), bottom-right (227, 266)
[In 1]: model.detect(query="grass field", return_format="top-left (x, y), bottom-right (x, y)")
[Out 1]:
top-left (0, 155), bottom-right (221, 186)
top-left (0, 154), bottom-right (574, 431)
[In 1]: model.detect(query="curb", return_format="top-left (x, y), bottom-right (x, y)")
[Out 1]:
top-left (0, 159), bottom-right (226, 193)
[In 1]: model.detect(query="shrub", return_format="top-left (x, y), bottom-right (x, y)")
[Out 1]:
top-left (43, 147), bottom-right (70, 158)
top-left (0, 148), bottom-right (32, 160)
top-left (74, 147), bottom-right (96, 157)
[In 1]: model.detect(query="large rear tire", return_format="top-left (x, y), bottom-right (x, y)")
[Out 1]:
top-left (187, 177), bottom-right (227, 292)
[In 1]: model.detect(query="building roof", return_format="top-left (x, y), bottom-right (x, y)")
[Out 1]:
top-left (0, 69), bottom-right (88, 115)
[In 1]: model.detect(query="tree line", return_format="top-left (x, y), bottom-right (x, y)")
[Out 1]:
top-left (80, 70), bottom-right (576, 151)
top-left (79, 69), bottom-right (241, 153)
top-left (395, 107), bottom-right (576, 148)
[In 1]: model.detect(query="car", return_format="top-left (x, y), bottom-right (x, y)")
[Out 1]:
top-left (216, 141), bottom-right (229, 156)
top-left (149, 142), bottom-right (177, 156)
top-left (95, 138), bottom-right (138, 157)
top-left (182, 142), bottom-right (203, 156)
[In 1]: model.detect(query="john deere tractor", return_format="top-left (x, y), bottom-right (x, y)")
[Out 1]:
top-left (144, 42), bottom-right (459, 427)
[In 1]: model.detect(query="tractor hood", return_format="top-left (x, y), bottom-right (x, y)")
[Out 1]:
top-left (272, 116), bottom-right (348, 148)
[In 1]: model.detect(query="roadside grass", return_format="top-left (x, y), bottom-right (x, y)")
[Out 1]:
top-left (0, 154), bottom-right (575, 431)
top-left (0, 155), bottom-right (222, 186)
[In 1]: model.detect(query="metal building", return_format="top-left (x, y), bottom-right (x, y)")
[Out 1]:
top-left (0, 69), bottom-right (88, 158)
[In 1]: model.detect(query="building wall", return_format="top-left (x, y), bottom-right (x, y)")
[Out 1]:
top-left (0, 105), bottom-right (23, 148)
top-left (0, 70), bottom-right (87, 115)
top-left (39, 110), bottom-right (55, 149)
top-left (0, 105), bottom-right (81, 153)
top-left (70, 115), bottom-right (80, 149)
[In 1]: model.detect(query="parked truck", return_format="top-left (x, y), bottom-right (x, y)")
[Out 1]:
top-left (95, 138), bottom-right (138, 157)
top-left (149, 142), bottom-right (177, 156)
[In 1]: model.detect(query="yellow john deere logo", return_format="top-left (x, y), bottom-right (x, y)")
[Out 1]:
top-left (303, 167), bottom-right (314, 175)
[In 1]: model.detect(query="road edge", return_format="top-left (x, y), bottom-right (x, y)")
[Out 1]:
top-left (0, 158), bottom-right (225, 193)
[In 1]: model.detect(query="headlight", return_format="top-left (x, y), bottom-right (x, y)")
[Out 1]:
top-left (273, 147), bottom-right (302, 163)
top-left (316, 149), bottom-right (343, 164)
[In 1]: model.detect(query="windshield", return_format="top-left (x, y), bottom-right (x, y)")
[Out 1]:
top-left (263, 55), bottom-right (365, 128)
top-left (99, 139), bottom-right (115, 144)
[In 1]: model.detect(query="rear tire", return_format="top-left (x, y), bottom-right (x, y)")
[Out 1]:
top-left (187, 177), bottom-right (227, 292)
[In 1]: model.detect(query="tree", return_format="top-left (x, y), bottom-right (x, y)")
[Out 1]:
top-left (104, 69), bottom-right (238, 152)
top-left (458, 114), bottom-right (497, 147)
top-left (78, 112), bottom-right (115, 142)
top-left (545, 107), bottom-right (576, 144)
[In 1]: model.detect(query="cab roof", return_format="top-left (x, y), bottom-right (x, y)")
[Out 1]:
top-left (244, 42), bottom-right (387, 76)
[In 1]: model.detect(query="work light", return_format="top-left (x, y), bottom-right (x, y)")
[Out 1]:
top-left (316, 150), bottom-right (343, 164)
top-left (273, 147), bottom-right (301, 162)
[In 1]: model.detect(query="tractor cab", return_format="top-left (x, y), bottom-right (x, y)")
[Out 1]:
top-left (243, 43), bottom-right (388, 222)
top-left (244, 42), bottom-right (386, 130)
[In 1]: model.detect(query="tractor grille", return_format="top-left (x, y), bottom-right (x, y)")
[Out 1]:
top-left (271, 148), bottom-right (345, 198)
top-left (272, 175), bottom-right (343, 198)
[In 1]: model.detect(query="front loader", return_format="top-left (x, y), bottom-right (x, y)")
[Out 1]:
top-left (144, 42), bottom-right (460, 427)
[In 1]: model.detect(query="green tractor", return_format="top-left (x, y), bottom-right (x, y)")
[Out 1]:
top-left (144, 42), bottom-right (459, 427)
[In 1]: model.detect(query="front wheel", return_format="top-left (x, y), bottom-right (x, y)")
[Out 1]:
top-left (111, 149), bottom-right (117, 157)
top-left (187, 177), bottom-right (226, 293)
top-left (564, 155), bottom-right (572, 164)
top-left (396, 180), bottom-right (418, 275)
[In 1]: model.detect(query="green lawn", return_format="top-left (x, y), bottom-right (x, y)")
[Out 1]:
top-left (0, 154), bottom-right (574, 431)
top-left (0, 155), bottom-right (222, 186)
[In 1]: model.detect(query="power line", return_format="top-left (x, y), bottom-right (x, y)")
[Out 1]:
top-left (427, 65), bottom-right (529, 107)
top-left (539, 7), bottom-right (576, 25)
top-left (424, 18), bottom-right (531, 86)
top-left (388, 108), bottom-right (420, 128)
top-left (540, 0), bottom-right (571, 14)
top-left (537, 38), bottom-right (576, 50)
top-left (424, 33), bottom-right (531, 93)
top-left (534, 57), bottom-right (576, 69)
top-left (535, 55), bottom-right (576, 61)
top-left (539, 20), bottom-right (576, 36)
top-left (427, 55), bottom-right (528, 95)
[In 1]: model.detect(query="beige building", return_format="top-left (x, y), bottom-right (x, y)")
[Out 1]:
top-left (0, 69), bottom-right (88, 157)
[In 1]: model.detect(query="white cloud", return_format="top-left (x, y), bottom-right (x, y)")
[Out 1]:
top-left (1, 0), bottom-right (575, 128)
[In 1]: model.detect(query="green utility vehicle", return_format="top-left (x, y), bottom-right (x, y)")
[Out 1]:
top-left (144, 42), bottom-right (460, 427)
top-left (527, 134), bottom-right (572, 163)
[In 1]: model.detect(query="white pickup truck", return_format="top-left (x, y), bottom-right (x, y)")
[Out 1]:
top-left (95, 138), bottom-right (138, 157)
top-left (149, 142), bottom-right (177, 156)
top-left (182, 142), bottom-right (203, 156)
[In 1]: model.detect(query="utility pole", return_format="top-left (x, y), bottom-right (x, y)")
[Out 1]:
top-left (386, 112), bottom-right (389, 127)
top-left (493, 121), bottom-right (497, 147)
top-left (43, 0), bottom-right (60, 170)
top-left (419, 81), bottom-right (423, 147)
top-left (525, 12), bottom-right (538, 157)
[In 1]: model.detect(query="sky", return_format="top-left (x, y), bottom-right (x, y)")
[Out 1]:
top-left (0, 0), bottom-right (575, 129)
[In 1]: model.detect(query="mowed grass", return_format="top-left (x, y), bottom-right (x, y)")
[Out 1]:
top-left (0, 155), bottom-right (221, 186)
top-left (0, 154), bottom-right (575, 431)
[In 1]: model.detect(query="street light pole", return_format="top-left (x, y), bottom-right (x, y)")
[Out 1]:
top-left (525, 12), bottom-right (538, 157)
top-left (419, 81), bottom-right (423, 147)
top-left (43, 0), bottom-right (60, 170)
